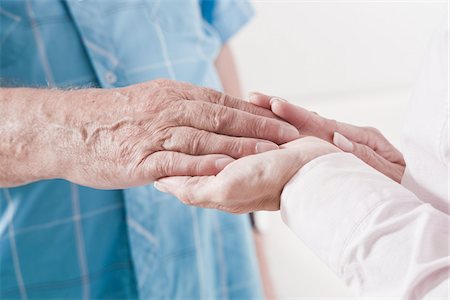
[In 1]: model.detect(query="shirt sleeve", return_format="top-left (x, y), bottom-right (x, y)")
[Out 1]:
top-left (200, 0), bottom-right (254, 44)
top-left (280, 152), bottom-right (450, 298)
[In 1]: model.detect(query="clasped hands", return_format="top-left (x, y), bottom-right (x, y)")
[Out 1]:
top-left (154, 92), bottom-right (406, 214)
top-left (50, 78), bottom-right (404, 214)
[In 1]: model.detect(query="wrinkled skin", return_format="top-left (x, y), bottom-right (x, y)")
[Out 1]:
top-left (57, 80), bottom-right (300, 189)
top-left (1, 80), bottom-right (302, 188)
top-left (60, 80), bottom-right (298, 188)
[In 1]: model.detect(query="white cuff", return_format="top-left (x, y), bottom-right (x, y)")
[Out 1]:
top-left (280, 152), bottom-right (418, 274)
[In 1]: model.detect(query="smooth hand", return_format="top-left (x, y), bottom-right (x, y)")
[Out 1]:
top-left (154, 137), bottom-right (340, 214)
top-left (249, 93), bottom-right (406, 182)
top-left (51, 80), bottom-right (299, 189)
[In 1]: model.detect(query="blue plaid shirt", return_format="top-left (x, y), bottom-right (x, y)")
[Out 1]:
top-left (0, 1), bottom-right (263, 299)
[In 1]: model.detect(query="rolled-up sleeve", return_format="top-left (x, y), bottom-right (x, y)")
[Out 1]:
top-left (201, 0), bottom-right (254, 44)
top-left (281, 152), bottom-right (450, 298)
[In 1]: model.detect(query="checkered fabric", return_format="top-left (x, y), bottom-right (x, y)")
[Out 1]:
top-left (0, 1), bottom-right (263, 299)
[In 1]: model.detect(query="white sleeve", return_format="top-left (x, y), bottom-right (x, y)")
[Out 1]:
top-left (280, 152), bottom-right (450, 299)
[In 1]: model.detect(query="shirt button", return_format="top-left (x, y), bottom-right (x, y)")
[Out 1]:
top-left (105, 72), bottom-right (117, 84)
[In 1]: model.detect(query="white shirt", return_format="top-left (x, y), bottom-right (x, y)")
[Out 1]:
top-left (281, 22), bottom-right (449, 299)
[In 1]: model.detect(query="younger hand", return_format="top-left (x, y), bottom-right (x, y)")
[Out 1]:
top-left (249, 93), bottom-right (406, 182)
top-left (153, 137), bottom-right (340, 214)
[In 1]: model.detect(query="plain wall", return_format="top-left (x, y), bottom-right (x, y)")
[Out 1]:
top-left (231, 1), bottom-right (447, 99)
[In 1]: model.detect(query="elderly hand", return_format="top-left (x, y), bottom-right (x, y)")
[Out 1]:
top-left (153, 137), bottom-right (340, 214)
top-left (64, 80), bottom-right (303, 189)
top-left (249, 93), bottom-right (406, 182)
top-left (0, 80), bottom-right (300, 188)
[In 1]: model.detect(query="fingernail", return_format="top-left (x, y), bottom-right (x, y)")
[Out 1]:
top-left (154, 181), bottom-right (168, 193)
top-left (269, 97), bottom-right (287, 107)
top-left (280, 125), bottom-right (300, 141)
top-left (256, 142), bottom-right (279, 153)
top-left (333, 132), bottom-right (353, 152)
top-left (215, 157), bottom-right (234, 170)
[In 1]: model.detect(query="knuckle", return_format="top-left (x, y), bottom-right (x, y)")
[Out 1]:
top-left (167, 101), bottom-right (189, 125)
top-left (186, 157), bottom-right (203, 175)
top-left (229, 140), bottom-right (247, 157)
top-left (216, 93), bottom-right (229, 106)
top-left (140, 157), bottom-right (160, 178)
top-left (164, 127), bottom-right (206, 154)
top-left (155, 83), bottom-right (188, 102)
top-left (211, 105), bottom-right (229, 132)
top-left (188, 130), bottom-right (207, 154)
top-left (195, 159), bottom-right (207, 175)
top-left (218, 138), bottom-right (244, 157)
top-left (203, 87), bottom-right (223, 104)
top-left (253, 117), bottom-right (269, 137)
top-left (160, 128), bottom-right (176, 150)
top-left (155, 154), bottom-right (175, 177)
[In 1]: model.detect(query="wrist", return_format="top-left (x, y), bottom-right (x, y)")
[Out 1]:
top-left (9, 88), bottom-right (95, 182)
top-left (46, 87), bottom-right (130, 183)
top-left (24, 88), bottom-right (69, 181)
top-left (41, 87), bottom-right (111, 182)
top-left (0, 88), bottom-right (63, 185)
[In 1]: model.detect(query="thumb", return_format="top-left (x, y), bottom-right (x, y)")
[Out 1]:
top-left (154, 176), bottom-right (190, 197)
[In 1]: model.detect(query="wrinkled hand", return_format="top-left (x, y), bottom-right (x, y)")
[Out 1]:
top-left (249, 93), bottom-right (406, 182)
top-left (61, 80), bottom-right (299, 189)
top-left (154, 137), bottom-right (340, 214)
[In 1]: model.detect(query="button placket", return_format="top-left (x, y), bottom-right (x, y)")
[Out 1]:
top-left (66, 1), bottom-right (123, 88)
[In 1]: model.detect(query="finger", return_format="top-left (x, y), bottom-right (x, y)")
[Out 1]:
top-left (255, 91), bottom-right (395, 156)
top-left (333, 123), bottom-right (380, 149)
top-left (333, 132), bottom-right (404, 182)
top-left (161, 127), bottom-right (279, 158)
top-left (249, 92), bottom-right (337, 127)
top-left (187, 86), bottom-right (277, 119)
top-left (141, 151), bottom-right (234, 180)
top-left (248, 92), bottom-right (272, 109)
top-left (250, 91), bottom-right (405, 166)
top-left (269, 98), bottom-right (336, 141)
top-left (334, 124), bottom-right (405, 165)
top-left (265, 96), bottom-right (374, 146)
top-left (249, 93), bottom-right (336, 138)
top-left (249, 92), bottom-right (311, 113)
top-left (152, 80), bottom-right (277, 119)
top-left (170, 101), bottom-right (300, 144)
